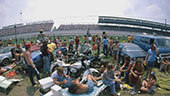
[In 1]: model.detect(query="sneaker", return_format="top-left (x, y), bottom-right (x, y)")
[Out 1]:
top-left (130, 91), bottom-right (137, 95)
top-left (117, 92), bottom-right (121, 96)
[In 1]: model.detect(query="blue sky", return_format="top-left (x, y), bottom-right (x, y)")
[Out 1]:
top-left (0, 0), bottom-right (170, 28)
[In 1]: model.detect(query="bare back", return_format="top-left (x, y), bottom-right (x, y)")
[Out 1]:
top-left (23, 51), bottom-right (34, 67)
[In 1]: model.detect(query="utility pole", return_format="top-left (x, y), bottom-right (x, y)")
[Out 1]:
top-left (14, 25), bottom-right (17, 45)
top-left (165, 19), bottom-right (167, 32)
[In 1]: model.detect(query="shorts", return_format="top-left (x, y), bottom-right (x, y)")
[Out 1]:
top-left (3, 67), bottom-right (10, 71)
top-left (147, 61), bottom-right (155, 68)
top-left (86, 80), bottom-right (95, 93)
top-left (148, 86), bottom-right (155, 93)
top-left (113, 51), bottom-right (118, 55)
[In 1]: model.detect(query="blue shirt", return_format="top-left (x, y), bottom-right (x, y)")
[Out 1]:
top-left (147, 49), bottom-right (156, 62)
top-left (103, 39), bottom-right (108, 45)
top-left (51, 71), bottom-right (65, 82)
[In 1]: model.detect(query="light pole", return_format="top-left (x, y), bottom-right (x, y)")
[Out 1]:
top-left (14, 24), bottom-right (17, 45)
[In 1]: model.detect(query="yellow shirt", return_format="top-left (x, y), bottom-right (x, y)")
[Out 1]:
top-left (122, 40), bottom-right (126, 43)
top-left (48, 43), bottom-right (56, 53)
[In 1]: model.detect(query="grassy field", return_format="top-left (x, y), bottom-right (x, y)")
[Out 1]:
top-left (0, 35), bottom-right (170, 96)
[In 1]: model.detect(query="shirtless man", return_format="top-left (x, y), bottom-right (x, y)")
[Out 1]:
top-left (23, 43), bottom-right (40, 86)
top-left (68, 75), bottom-right (100, 94)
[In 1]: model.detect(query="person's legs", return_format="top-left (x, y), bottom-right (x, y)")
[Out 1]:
top-left (46, 56), bottom-right (50, 73)
top-left (27, 66), bottom-right (35, 86)
top-left (33, 67), bottom-right (40, 80)
top-left (105, 45), bottom-right (108, 57)
top-left (128, 72), bottom-right (133, 85)
top-left (104, 80), bottom-right (116, 95)
top-left (43, 56), bottom-right (47, 73)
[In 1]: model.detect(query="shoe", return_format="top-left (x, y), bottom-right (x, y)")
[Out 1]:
top-left (130, 91), bottom-right (137, 95)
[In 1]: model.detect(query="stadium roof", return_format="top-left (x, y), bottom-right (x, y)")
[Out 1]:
top-left (98, 16), bottom-right (170, 30)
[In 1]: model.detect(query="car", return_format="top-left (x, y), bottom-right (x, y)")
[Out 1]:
top-left (133, 35), bottom-right (170, 64)
top-left (0, 47), bottom-right (15, 65)
top-left (118, 43), bottom-right (147, 65)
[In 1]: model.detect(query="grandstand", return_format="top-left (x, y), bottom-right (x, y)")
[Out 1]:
top-left (0, 20), bottom-right (54, 37)
top-left (56, 16), bottom-right (170, 36)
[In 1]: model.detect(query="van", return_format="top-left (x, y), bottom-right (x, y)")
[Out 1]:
top-left (133, 35), bottom-right (170, 64)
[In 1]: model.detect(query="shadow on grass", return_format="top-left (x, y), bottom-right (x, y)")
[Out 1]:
top-left (27, 85), bottom-right (39, 96)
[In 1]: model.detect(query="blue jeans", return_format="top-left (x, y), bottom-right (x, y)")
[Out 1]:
top-left (97, 46), bottom-right (100, 57)
top-left (104, 80), bottom-right (116, 94)
top-left (103, 45), bottom-right (108, 56)
top-left (76, 44), bottom-right (79, 51)
top-left (27, 65), bottom-right (40, 86)
top-left (43, 56), bottom-right (50, 73)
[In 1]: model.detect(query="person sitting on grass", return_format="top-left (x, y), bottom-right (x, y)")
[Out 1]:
top-left (140, 71), bottom-right (156, 93)
top-left (129, 59), bottom-right (144, 95)
top-left (51, 67), bottom-right (72, 88)
top-left (159, 56), bottom-right (170, 75)
top-left (102, 64), bottom-right (121, 96)
top-left (120, 56), bottom-right (134, 84)
top-left (99, 61), bottom-right (109, 74)
top-left (68, 74), bottom-right (101, 94)
top-left (0, 63), bottom-right (16, 75)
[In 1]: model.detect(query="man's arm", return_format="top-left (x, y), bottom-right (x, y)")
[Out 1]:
top-left (144, 53), bottom-right (149, 65)
top-left (53, 78), bottom-right (66, 85)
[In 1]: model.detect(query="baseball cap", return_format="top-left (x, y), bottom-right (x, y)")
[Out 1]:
top-left (25, 43), bottom-right (31, 48)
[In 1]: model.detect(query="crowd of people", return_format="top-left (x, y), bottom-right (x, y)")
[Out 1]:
top-left (0, 29), bottom-right (170, 96)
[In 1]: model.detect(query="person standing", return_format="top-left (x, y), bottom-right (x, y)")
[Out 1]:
top-left (38, 29), bottom-right (46, 43)
top-left (144, 44), bottom-right (158, 79)
top-left (75, 36), bottom-right (80, 51)
top-left (102, 36), bottom-right (108, 57)
top-left (23, 43), bottom-right (40, 86)
top-left (97, 37), bottom-right (101, 57)
top-left (41, 39), bottom-right (50, 74)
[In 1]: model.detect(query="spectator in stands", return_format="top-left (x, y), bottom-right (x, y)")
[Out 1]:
top-left (69, 37), bottom-right (74, 51)
top-left (38, 29), bottom-right (46, 43)
top-left (144, 44), bottom-right (158, 79)
top-left (51, 67), bottom-right (72, 88)
top-left (97, 37), bottom-right (101, 57)
top-left (160, 56), bottom-right (170, 75)
top-left (23, 43), bottom-right (40, 87)
top-left (140, 71), bottom-right (156, 93)
top-left (102, 36), bottom-right (108, 57)
top-left (102, 64), bottom-right (121, 96)
top-left (40, 38), bottom-right (50, 74)
top-left (75, 36), bottom-right (80, 51)
top-left (129, 59), bottom-right (144, 95)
